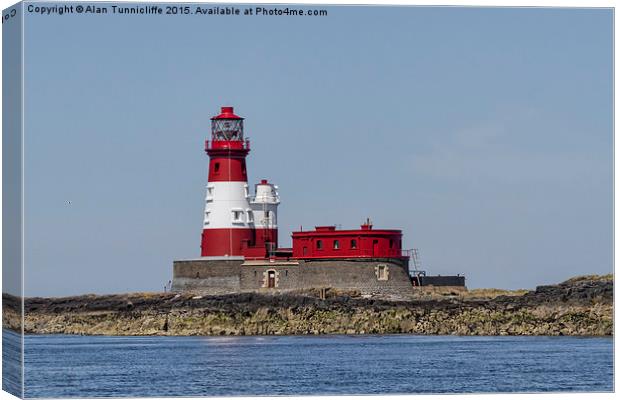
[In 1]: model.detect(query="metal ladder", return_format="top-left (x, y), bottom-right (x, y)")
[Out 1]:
top-left (411, 248), bottom-right (425, 286)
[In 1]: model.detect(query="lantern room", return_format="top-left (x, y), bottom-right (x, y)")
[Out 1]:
top-left (206, 106), bottom-right (250, 152)
top-left (211, 106), bottom-right (244, 141)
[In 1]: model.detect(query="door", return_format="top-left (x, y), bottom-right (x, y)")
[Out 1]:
top-left (373, 240), bottom-right (379, 257)
top-left (268, 271), bottom-right (276, 288)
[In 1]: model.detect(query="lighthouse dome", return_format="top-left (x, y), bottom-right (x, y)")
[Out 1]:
top-left (211, 106), bottom-right (243, 120)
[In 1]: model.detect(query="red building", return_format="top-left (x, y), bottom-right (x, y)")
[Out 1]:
top-left (291, 223), bottom-right (406, 259)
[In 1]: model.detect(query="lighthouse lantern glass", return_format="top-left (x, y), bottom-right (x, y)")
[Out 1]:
top-left (212, 119), bottom-right (244, 141)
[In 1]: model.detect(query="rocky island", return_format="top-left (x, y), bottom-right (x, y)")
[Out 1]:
top-left (3, 275), bottom-right (612, 336)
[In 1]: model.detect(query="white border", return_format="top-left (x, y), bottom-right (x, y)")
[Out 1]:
top-left (0, 1), bottom-right (615, 400)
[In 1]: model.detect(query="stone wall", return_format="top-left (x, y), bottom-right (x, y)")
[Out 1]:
top-left (298, 259), bottom-right (413, 296)
top-left (172, 259), bottom-right (243, 294)
top-left (172, 258), bottom-right (414, 297)
top-left (239, 262), bottom-right (302, 292)
top-left (418, 275), bottom-right (465, 287)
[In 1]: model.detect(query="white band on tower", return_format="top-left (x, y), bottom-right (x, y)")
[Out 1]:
top-left (203, 181), bottom-right (253, 229)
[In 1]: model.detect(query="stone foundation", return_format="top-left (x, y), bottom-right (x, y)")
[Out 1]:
top-left (171, 259), bottom-right (243, 294)
top-left (172, 257), bottom-right (414, 297)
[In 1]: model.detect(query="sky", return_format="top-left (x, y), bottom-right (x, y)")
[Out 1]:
top-left (15, 4), bottom-right (613, 296)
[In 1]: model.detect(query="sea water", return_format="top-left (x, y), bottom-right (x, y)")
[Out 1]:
top-left (3, 330), bottom-right (613, 397)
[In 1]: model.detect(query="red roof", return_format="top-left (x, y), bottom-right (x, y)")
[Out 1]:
top-left (211, 106), bottom-right (243, 120)
top-left (292, 225), bottom-right (402, 237)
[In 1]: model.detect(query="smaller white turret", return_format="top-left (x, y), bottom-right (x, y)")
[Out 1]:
top-left (250, 179), bottom-right (280, 230)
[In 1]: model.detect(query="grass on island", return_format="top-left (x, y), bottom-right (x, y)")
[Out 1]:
top-left (561, 274), bottom-right (613, 284)
top-left (459, 274), bottom-right (613, 300)
top-left (461, 288), bottom-right (529, 299)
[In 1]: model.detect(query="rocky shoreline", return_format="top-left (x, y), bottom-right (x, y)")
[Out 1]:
top-left (3, 275), bottom-right (612, 336)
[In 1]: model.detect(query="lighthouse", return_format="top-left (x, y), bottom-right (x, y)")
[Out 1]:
top-left (174, 106), bottom-right (464, 296)
top-left (201, 106), bottom-right (279, 258)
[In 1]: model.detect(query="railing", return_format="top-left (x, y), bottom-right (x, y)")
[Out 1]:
top-left (205, 139), bottom-right (250, 151)
top-left (401, 249), bottom-right (413, 258)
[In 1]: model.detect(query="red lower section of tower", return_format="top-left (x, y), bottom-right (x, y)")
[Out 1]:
top-left (201, 228), bottom-right (278, 258)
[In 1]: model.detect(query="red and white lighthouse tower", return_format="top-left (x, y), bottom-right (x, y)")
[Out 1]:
top-left (201, 106), bottom-right (279, 258)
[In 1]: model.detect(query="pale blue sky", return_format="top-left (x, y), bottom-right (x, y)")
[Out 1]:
top-left (20, 5), bottom-right (612, 296)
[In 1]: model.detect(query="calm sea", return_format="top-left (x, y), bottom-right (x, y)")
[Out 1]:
top-left (3, 330), bottom-right (613, 398)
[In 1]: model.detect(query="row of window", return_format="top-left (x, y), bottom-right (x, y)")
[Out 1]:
top-left (204, 210), bottom-right (274, 225)
top-left (233, 210), bottom-right (273, 224)
top-left (316, 239), bottom-right (357, 250)
top-left (314, 239), bottom-right (400, 250)
top-left (206, 184), bottom-right (250, 202)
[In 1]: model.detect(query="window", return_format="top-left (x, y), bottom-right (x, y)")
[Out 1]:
top-left (265, 210), bottom-right (270, 219)
top-left (389, 239), bottom-right (394, 248)
top-left (206, 186), bottom-right (214, 201)
top-left (317, 240), bottom-right (323, 250)
top-left (212, 119), bottom-right (243, 140)
top-left (333, 240), bottom-right (340, 249)
top-left (350, 239), bottom-right (357, 249)
top-left (204, 211), bottom-right (210, 225)
top-left (377, 264), bottom-right (388, 281)
top-left (244, 184), bottom-right (249, 198)
top-left (232, 210), bottom-right (243, 223)
top-left (214, 162), bottom-right (220, 172)
top-left (247, 210), bottom-right (254, 223)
